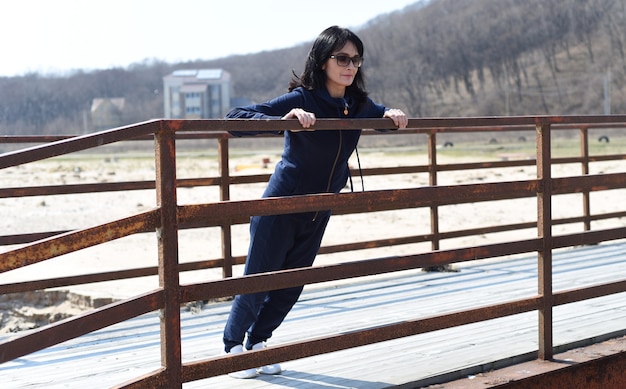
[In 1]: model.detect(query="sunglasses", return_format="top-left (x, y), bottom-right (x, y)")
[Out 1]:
top-left (329, 55), bottom-right (364, 68)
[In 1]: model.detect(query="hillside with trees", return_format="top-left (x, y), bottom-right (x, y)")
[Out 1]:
top-left (1, 0), bottom-right (625, 136)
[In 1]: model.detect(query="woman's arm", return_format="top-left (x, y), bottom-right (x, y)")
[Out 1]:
top-left (227, 90), bottom-right (312, 136)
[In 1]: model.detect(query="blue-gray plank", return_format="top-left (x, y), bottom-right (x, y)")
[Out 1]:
top-left (1, 242), bottom-right (625, 388)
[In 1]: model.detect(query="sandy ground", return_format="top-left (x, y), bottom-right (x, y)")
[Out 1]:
top-left (1, 148), bottom-right (625, 332)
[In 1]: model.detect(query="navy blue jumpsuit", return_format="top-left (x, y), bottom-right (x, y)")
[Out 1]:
top-left (223, 86), bottom-right (387, 351)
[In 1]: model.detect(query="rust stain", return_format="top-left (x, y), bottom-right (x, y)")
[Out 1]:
top-left (0, 210), bottom-right (159, 273)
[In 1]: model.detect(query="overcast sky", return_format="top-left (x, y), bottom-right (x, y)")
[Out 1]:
top-left (1, 0), bottom-right (418, 77)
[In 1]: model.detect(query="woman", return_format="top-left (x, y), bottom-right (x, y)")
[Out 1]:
top-left (223, 25), bottom-right (407, 379)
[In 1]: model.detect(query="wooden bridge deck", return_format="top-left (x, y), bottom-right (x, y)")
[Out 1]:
top-left (1, 242), bottom-right (625, 388)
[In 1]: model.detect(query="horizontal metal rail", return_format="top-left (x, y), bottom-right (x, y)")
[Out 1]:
top-left (1, 116), bottom-right (625, 388)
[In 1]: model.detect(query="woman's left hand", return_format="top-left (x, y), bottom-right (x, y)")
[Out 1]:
top-left (384, 109), bottom-right (408, 129)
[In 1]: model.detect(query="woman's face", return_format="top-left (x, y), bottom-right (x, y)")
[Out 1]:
top-left (322, 40), bottom-right (360, 98)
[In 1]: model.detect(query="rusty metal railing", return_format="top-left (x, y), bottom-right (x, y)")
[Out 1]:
top-left (1, 116), bottom-right (626, 388)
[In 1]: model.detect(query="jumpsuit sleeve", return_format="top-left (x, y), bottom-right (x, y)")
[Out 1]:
top-left (357, 98), bottom-right (397, 132)
top-left (227, 90), bottom-right (305, 137)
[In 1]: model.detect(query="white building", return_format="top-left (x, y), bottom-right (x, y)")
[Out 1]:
top-left (163, 69), bottom-right (231, 119)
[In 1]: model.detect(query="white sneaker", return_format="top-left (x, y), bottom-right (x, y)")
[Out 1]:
top-left (227, 345), bottom-right (258, 379)
top-left (251, 342), bottom-right (282, 375)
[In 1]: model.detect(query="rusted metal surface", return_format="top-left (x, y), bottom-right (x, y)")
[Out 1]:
top-left (580, 128), bottom-right (592, 232)
top-left (176, 181), bottom-right (539, 228)
top-left (0, 120), bottom-right (160, 169)
top-left (3, 245), bottom-right (623, 387)
top-left (0, 230), bottom-right (68, 245)
top-left (217, 137), bottom-right (234, 279)
top-left (179, 239), bottom-right (541, 303)
top-left (179, 297), bottom-right (543, 382)
top-left (0, 210), bottom-right (159, 273)
top-left (536, 123), bottom-right (554, 361)
top-left (1, 121), bottom-right (623, 253)
top-left (0, 290), bottom-right (163, 364)
top-left (491, 347), bottom-right (626, 389)
top-left (0, 178), bottom-right (226, 199)
top-left (1, 116), bottom-right (626, 387)
top-left (155, 125), bottom-right (183, 387)
top-left (0, 135), bottom-right (75, 143)
top-left (554, 279), bottom-right (626, 305)
top-left (553, 227), bottom-right (626, 248)
top-left (431, 336), bottom-right (626, 388)
top-left (0, 266), bottom-right (159, 294)
top-left (552, 172), bottom-right (626, 193)
top-left (0, 180), bottom-right (157, 198)
top-left (161, 115), bottom-right (626, 133)
top-left (113, 369), bottom-right (168, 389)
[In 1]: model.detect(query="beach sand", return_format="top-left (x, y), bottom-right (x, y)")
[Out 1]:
top-left (1, 149), bottom-right (625, 332)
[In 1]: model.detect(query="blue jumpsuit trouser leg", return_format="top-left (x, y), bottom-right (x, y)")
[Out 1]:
top-left (223, 211), bottom-right (331, 352)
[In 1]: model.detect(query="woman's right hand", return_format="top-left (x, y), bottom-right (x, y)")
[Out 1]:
top-left (282, 108), bottom-right (316, 130)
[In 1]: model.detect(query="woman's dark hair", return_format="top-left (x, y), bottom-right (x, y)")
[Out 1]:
top-left (289, 26), bottom-right (368, 104)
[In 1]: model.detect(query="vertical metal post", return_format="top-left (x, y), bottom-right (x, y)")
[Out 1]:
top-left (218, 136), bottom-right (233, 278)
top-left (580, 128), bottom-right (591, 231)
top-left (155, 122), bottom-right (182, 387)
top-left (428, 131), bottom-right (440, 252)
top-left (536, 122), bottom-right (553, 360)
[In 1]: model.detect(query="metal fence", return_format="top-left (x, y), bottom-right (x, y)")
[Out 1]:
top-left (1, 116), bottom-right (625, 388)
